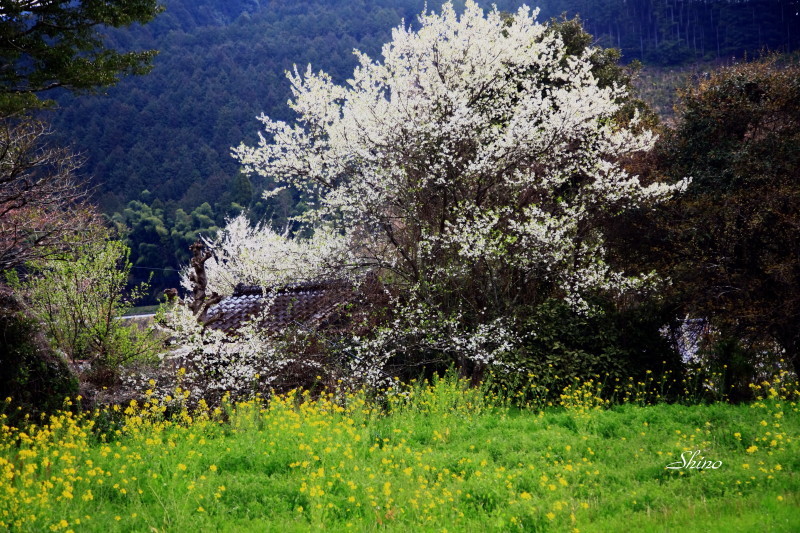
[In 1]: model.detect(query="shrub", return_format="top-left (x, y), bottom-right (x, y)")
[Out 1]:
top-left (0, 287), bottom-right (77, 420)
top-left (18, 239), bottom-right (162, 387)
top-left (491, 297), bottom-right (684, 405)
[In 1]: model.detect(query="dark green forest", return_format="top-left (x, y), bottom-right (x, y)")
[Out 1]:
top-left (47, 0), bottom-right (800, 298)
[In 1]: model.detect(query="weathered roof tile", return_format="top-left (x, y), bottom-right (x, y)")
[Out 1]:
top-left (203, 280), bottom-right (354, 334)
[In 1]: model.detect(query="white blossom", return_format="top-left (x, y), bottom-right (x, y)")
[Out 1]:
top-left (200, 1), bottom-right (691, 378)
top-left (182, 214), bottom-right (355, 295)
top-left (233, 1), bottom-right (685, 308)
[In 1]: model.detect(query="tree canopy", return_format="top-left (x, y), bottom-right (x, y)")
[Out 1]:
top-left (38, 0), bottom-right (799, 303)
top-left (654, 57), bottom-right (800, 380)
top-left (0, 0), bottom-right (162, 113)
top-left (0, 0), bottom-right (163, 272)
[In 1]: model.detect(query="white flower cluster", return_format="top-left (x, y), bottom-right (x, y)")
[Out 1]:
top-left (234, 0), bottom-right (686, 308)
top-left (126, 303), bottom-right (280, 403)
top-left (133, 301), bottom-right (391, 404)
top-left (163, 1), bottom-right (690, 385)
top-left (182, 214), bottom-right (354, 296)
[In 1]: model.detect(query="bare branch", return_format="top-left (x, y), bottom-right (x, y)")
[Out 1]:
top-left (0, 116), bottom-right (100, 272)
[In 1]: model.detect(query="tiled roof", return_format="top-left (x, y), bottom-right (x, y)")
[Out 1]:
top-left (202, 280), bottom-right (355, 334)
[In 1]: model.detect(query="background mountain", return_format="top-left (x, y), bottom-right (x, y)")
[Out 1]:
top-left (46, 0), bottom-right (800, 299)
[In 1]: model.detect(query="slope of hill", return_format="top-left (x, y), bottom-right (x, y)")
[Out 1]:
top-left (55, 0), bottom-right (800, 213)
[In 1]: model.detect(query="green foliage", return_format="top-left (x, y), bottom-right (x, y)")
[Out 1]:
top-left (111, 198), bottom-right (225, 299)
top-left (230, 172), bottom-right (254, 208)
top-left (651, 56), bottom-right (800, 379)
top-left (496, 298), bottom-right (684, 403)
top-left (109, 178), bottom-right (309, 303)
top-left (0, 292), bottom-right (78, 421)
top-left (700, 336), bottom-right (762, 403)
top-left (0, 0), bottom-right (163, 113)
top-left (53, 0), bottom-right (436, 213)
top-left (18, 240), bottom-right (161, 385)
top-left (43, 1), bottom-right (798, 293)
top-left (53, 0), bottom-right (800, 214)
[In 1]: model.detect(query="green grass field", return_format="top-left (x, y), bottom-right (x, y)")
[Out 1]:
top-left (1, 377), bottom-right (798, 532)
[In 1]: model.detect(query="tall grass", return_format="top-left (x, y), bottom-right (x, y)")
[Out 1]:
top-left (1, 373), bottom-right (798, 531)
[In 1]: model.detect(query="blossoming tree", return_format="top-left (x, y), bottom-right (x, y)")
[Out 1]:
top-left (220, 1), bottom-right (687, 378)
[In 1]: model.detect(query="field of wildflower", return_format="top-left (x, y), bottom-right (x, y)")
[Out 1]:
top-left (1, 375), bottom-right (799, 532)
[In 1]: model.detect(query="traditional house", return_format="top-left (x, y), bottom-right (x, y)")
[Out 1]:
top-left (180, 240), bottom-right (386, 336)
top-left (201, 280), bottom-right (356, 334)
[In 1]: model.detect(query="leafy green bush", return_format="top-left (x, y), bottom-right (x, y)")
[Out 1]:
top-left (495, 298), bottom-right (684, 404)
top-left (622, 56), bottom-right (800, 384)
top-left (0, 289), bottom-right (77, 420)
top-left (17, 240), bottom-right (162, 386)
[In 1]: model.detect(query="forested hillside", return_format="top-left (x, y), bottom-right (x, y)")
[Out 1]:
top-left (553, 0), bottom-right (798, 63)
top-left (48, 0), bottom-right (800, 297)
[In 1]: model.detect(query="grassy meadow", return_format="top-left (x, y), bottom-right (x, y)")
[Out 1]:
top-left (1, 376), bottom-right (799, 532)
